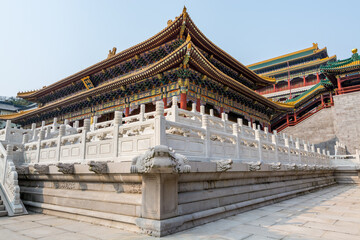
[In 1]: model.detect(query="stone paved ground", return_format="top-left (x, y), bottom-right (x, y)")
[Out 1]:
top-left (1, 185), bottom-right (359, 240)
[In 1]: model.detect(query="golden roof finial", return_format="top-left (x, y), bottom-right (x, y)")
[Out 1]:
top-left (186, 33), bottom-right (191, 42)
top-left (352, 48), bottom-right (358, 54)
top-left (182, 6), bottom-right (187, 15)
top-left (312, 43), bottom-right (318, 50)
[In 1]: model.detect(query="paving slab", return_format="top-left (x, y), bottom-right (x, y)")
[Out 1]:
top-left (1, 184), bottom-right (360, 240)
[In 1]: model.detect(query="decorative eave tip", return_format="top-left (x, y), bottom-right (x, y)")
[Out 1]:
top-left (186, 33), bottom-right (191, 42)
top-left (312, 42), bottom-right (319, 50)
top-left (183, 6), bottom-right (187, 15)
top-left (352, 48), bottom-right (358, 54)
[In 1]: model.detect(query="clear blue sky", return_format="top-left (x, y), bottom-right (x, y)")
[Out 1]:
top-left (1, 0), bottom-right (359, 97)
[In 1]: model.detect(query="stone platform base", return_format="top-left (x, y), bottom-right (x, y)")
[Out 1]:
top-left (334, 167), bottom-right (360, 184)
top-left (18, 162), bottom-right (336, 237)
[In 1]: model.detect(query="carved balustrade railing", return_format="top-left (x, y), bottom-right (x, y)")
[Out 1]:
top-left (0, 96), bottom-right (333, 169)
top-left (0, 142), bottom-right (26, 215)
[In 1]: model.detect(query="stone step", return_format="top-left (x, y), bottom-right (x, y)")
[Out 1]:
top-left (0, 200), bottom-right (2, 205)
top-left (0, 205), bottom-right (4, 211)
top-left (0, 210), bottom-right (7, 217)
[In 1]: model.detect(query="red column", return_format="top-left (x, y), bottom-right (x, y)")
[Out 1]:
top-left (316, 72), bottom-right (320, 83)
top-left (273, 84), bottom-right (276, 93)
top-left (196, 94), bottom-right (201, 112)
top-left (250, 117), bottom-right (253, 125)
top-left (330, 92), bottom-right (333, 105)
top-left (220, 106), bottom-right (224, 115)
top-left (303, 75), bottom-right (306, 86)
top-left (294, 112), bottom-right (297, 122)
top-left (337, 77), bottom-right (342, 94)
top-left (180, 92), bottom-right (187, 110)
top-left (286, 114), bottom-right (289, 125)
top-left (163, 96), bottom-right (167, 109)
top-left (321, 94), bottom-right (324, 106)
top-left (268, 123), bottom-right (271, 133)
top-left (125, 105), bottom-right (130, 117)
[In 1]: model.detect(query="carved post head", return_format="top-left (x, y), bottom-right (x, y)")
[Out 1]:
top-left (41, 121), bottom-right (46, 129)
top-left (200, 105), bottom-right (205, 115)
top-left (156, 101), bottom-right (164, 116)
top-left (6, 144), bottom-right (13, 156)
top-left (114, 111), bottom-right (122, 125)
top-left (39, 129), bottom-right (45, 140)
top-left (191, 103), bottom-right (196, 112)
top-left (22, 134), bottom-right (29, 144)
top-left (264, 127), bottom-right (268, 134)
top-left (271, 134), bottom-right (277, 144)
top-left (31, 123), bottom-right (37, 130)
top-left (209, 109), bottom-right (214, 116)
top-left (248, 121), bottom-right (251, 128)
top-left (172, 96), bottom-right (178, 108)
top-left (74, 121), bottom-right (79, 129)
top-left (252, 123), bottom-right (256, 130)
top-left (84, 119), bottom-right (91, 131)
top-left (53, 118), bottom-right (58, 127)
top-left (221, 112), bottom-right (226, 121)
top-left (284, 137), bottom-right (289, 147)
top-left (64, 119), bottom-right (69, 125)
top-left (322, 149), bottom-right (326, 155)
top-left (93, 116), bottom-right (98, 125)
top-left (232, 123), bottom-right (238, 135)
top-left (311, 144), bottom-right (315, 152)
top-left (237, 118), bottom-right (243, 126)
top-left (46, 126), bottom-right (51, 136)
top-left (317, 148), bottom-right (321, 154)
top-left (202, 114), bottom-right (209, 128)
top-left (273, 130), bottom-right (277, 135)
top-left (304, 143), bottom-right (308, 152)
top-left (255, 129), bottom-right (260, 140)
top-left (6, 120), bottom-right (11, 128)
top-left (327, 150), bottom-right (330, 156)
top-left (225, 114), bottom-right (228, 121)
top-left (140, 104), bottom-right (145, 114)
top-left (59, 124), bottom-right (66, 137)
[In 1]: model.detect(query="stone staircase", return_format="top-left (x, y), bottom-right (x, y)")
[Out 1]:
top-left (0, 196), bottom-right (8, 216)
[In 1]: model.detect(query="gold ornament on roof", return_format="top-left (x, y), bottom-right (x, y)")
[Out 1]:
top-left (107, 47), bottom-right (117, 59)
top-left (186, 33), bottom-right (191, 42)
top-left (352, 48), bottom-right (358, 54)
top-left (167, 20), bottom-right (173, 26)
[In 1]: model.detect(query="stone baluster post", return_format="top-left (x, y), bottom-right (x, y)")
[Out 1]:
top-left (202, 115), bottom-right (211, 159)
top-left (22, 134), bottom-right (29, 144)
top-left (4, 120), bottom-right (11, 141)
top-left (37, 129), bottom-right (45, 162)
top-left (64, 119), bottom-right (69, 126)
top-left (200, 105), bottom-right (205, 115)
top-left (255, 129), bottom-right (263, 163)
top-left (113, 111), bottom-right (122, 158)
top-left (171, 96), bottom-right (178, 122)
top-left (41, 121), bottom-right (46, 130)
top-left (221, 113), bottom-right (226, 132)
top-left (155, 101), bottom-right (166, 146)
top-left (92, 116), bottom-right (98, 131)
top-left (31, 123), bottom-right (37, 141)
top-left (271, 132), bottom-right (279, 163)
top-left (45, 126), bottom-right (51, 139)
top-left (237, 118), bottom-right (244, 138)
top-left (74, 121), bottom-right (79, 129)
top-left (139, 104), bottom-right (145, 122)
top-left (247, 121), bottom-right (251, 128)
top-left (56, 124), bottom-right (65, 162)
top-left (209, 109), bottom-right (214, 117)
top-left (52, 118), bottom-right (58, 132)
top-left (233, 123), bottom-right (240, 160)
top-left (295, 138), bottom-right (301, 163)
top-left (81, 119), bottom-right (90, 161)
top-left (284, 136), bottom-right (291, 164)
top-left (264, 127), bottom-right (268, 142)
top-left (191, 103), bottom-right (196, 113)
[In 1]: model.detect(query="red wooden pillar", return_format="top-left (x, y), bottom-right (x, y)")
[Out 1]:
top-left (180, 92), bottom-right (187, 110)
top-left (273, 84), bottom-right (276, 93)
top-left (303, 75), bottom-right (306, 86)
top-left (268, 123), bottom-right (271, 133)
top-left (163, 96), bottom-right (167, 109)
top-left (330, 92), bottom-right (334, 105)
top-left (321, 94), bottom-right (324, 106)
top-left (337, 77), bottom-right (342, 94)
top-left (250, 117), bottom-right (253, 125)
top-left (125, 104), bottom-right (130, 117)
top-left (196, 94), bottom-right (201, 112)
top-left (286, 114), bottom-right (289, 125)
top-left (220, 106), bottom-right (224, 115)
top-left (294, 112), bottom-right (297, 122)
top-left (316, 72), bottom-right (320, 83)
